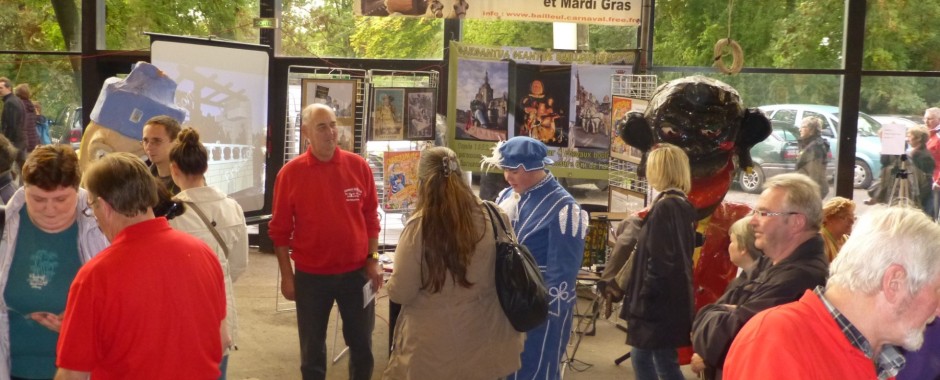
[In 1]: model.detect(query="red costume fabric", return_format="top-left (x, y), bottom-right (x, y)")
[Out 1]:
top-left (268, 147), bottom-right (381, 275)
top-left (57, 218), bottom-right (226, 379)
top-left (926, 130), bottom-right (940, 183)
top-left (723, 290), bottom-right (878, 380)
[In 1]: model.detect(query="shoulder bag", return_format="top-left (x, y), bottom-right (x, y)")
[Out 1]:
top-left (482, 201), bottom-right (549, 332)
top-left (182, 201), bottom-right (231, 259)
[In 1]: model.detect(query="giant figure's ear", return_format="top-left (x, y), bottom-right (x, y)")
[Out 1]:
top-left (618, 112), bottom-right (655, 177)
top-left (620, 112), bottom-right (655, 151)
top-left (735, 108), bottom-right (772, 170)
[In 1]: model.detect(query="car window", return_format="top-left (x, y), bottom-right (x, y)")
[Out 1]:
top-left (833, 112), bottom-right (880, 137)
top-left (769, 109), bottom-right (796, 125)
top-left (779, 128), bottom-right (799, 142)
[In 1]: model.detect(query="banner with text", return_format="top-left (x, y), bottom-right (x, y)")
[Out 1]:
top-left (447, 42), bottom-right (635, 180)
top-left (356, 0), bottom-right (640, 26)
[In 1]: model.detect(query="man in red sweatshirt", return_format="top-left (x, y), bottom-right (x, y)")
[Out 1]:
top-left (269, 103), bottom-right (382, 380)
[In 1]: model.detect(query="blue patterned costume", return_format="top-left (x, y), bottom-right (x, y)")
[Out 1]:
top-left (498, 173), bottom-right (588, 380)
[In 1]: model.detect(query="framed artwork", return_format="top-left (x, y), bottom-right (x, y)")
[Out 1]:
top-left (371, 88), bottom-right (406, 141)
top-left (454, 59), bottom-right (511, 142)
top-left (610, 96), bottom-right (647, 163)
top-left (300, 79), bottom-right (358, 119)
top-left (336, 123), bottom-right (355, 152)
top-left (608, 185), bottom-right (647, 245)
top-left (383, 151), bottom-right (420, 211)
top-left (405, 89), bottom-right (436, 140)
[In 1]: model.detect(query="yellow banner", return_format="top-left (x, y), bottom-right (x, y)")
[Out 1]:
top-left (356, 0), bottom-right (641, 26)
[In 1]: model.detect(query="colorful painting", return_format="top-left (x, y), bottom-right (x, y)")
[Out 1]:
top-left (383, 151), bottom-right (420, 211)
top-left (454, 59), bottom-right (510, 142)
top-left (610, 96), bottom-right (647, 163)
top-left (514, 64), bottom-right (571, 147)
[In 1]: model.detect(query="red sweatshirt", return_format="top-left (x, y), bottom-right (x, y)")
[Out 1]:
top-left (269, 147), bottom-right (380, 274)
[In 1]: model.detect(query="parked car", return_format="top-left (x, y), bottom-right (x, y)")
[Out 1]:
top-left (53, 105), bottom-right (83, 150)
top-left (872, 115), bottom-right (921, 130)
top-left (759, 104), bottom-right (883, 189)
top-left (737, 121), bottom-right (802, 193)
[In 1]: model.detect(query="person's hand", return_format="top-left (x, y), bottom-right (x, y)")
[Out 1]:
top-left (365, 260), bottom-right (383, 292)
top-left (30, 312), bottom-right (64, 333)
top-left (933, 182), bottom-right (940, 190)
top-left (280, 274), bottom-right (296, 301)
top-left (604, 280), bottom-right (624, 302)
top-left (690, 353), bottom-right (706, 375)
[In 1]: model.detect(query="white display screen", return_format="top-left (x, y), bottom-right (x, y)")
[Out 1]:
top-left (151, 39), bottom-right (269, 213)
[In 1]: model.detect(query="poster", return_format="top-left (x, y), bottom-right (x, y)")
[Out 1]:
top-left (447, 42), bottom-right (636, 181)
top-left (300, 79), bottom-right (359, 152)
top-left (354, 0), bottom-right (641, 26)
top-left (383, 151), bottom-right (420, 211)
top-left (405, 89), bottom-right (437, 140)
top-left (515, 64), bottom-right (571, 148)
top-left (371, 88), bottom-right (406, 141)
top-left (610, 96), bottom-right (647, 163)
top-left (569, 65), bottom-right (625, 149)
top-left (454, 59), bottom-right (510, 142)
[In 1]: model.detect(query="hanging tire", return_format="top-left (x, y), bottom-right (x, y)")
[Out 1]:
top-left (739, 165), bottom-right (765, 194)
top-left (854, 159), bottom-right (872, 189)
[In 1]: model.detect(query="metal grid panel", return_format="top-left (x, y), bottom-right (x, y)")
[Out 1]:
top-left (284, 66), bottom-right (369, 164)
top-left (609, 75), bottom-right (657, 196)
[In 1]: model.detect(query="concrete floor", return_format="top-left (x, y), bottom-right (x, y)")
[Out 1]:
top-left (226, 248), bottom-right (700, 380)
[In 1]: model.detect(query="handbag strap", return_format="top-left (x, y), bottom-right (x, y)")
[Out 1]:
top-left (182, 201), bottom-right (231, 259)
top-left (482, 201), bottom-right (512, 243)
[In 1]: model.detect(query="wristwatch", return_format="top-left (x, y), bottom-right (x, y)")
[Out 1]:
top-left (368, 251), bottom-right (380, 261)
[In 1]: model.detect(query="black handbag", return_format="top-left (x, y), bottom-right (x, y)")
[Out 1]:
top-left (482, 201), bottom-right (549, 332)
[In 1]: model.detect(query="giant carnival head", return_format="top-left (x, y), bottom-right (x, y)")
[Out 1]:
top-left (79, 62), bottom-right (187, 171)
top-left (618, 76), bottom-right (771, 217)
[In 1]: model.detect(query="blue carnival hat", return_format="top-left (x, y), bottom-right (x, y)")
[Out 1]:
top-left (497, 136), bottom-right (554, 172)
top-left (89, 62), bottom-right (187, 140)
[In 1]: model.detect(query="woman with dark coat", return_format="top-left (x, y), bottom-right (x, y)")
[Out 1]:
top-left (796, 116), bottom-right (829, 198)
top-left (622, 143), bottom-right (697, 380)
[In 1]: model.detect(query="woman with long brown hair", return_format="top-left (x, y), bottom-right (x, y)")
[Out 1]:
top-left (383, 147), bottom-right (523, 379)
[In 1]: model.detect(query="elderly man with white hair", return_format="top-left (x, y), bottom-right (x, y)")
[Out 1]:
top-left (723, 206), bottom-right (940, 380)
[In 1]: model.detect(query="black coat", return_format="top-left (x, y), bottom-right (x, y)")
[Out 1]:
top-left (622, 190), bottom-right (697, 349)
top-left (797, 136), bottom-right (829, 198)
top-left (691, 235), bottom-right (828, 379)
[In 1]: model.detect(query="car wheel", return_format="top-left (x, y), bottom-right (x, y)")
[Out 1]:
top-left (739, 165), bottom-right (765, 194)
top-left (854, 159), bottom-right (872, 189)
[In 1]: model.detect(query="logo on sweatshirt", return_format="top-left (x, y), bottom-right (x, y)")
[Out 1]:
top-left (344, 187), bottom-right (362, 202)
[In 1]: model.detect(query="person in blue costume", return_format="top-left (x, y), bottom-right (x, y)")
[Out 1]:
top-left (482, 136), bottom-right (588, 380)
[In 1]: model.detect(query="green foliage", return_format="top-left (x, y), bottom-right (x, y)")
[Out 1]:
top-left (350, 17), bottom-right (443, 59)
top-left (105, 0), bottom-right (259, 50)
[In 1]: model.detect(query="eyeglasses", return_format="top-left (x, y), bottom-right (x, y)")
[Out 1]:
top-left (752, 210), bottom-right (800, 217)
top-left (83, 197), bottom-right (98, 218)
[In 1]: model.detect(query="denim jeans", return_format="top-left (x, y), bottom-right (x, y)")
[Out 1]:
top-left (295, 268), bottom-right (375, 380)
top-left (631, 347), bottom-right (685, 380)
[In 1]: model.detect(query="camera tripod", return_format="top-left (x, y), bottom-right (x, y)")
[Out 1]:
top-left (888, 154), bottom-right (918, 208)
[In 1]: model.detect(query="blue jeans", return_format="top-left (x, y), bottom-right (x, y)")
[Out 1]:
top-left (218, 354), bottom-right (229, 380)
top-left (295, 268), bottom-right (375, 380)
top-left (631, 347), bottom-right (685, 380)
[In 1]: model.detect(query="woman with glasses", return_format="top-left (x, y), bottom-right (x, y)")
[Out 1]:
top-left (0, 145), bottom-right (108, 380)
top-left (820, 197), bottom-right (856, 262)
top-left (621, 143), bottom-right (697, 380)
top-left (166, 128), bottom-right (248, 380)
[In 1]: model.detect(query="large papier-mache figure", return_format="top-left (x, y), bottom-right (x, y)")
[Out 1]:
top-left (78, 62), bottom-right (187, 171)
top-left (602, 76), bottom-right (771, 360)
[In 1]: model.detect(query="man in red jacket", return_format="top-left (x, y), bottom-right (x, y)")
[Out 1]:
top-left (724, 206), bottom-right (940, 380)
top-left (269, 103), bottom-right (382, 380)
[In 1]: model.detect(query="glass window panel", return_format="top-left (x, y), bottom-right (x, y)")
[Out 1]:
top-left (0, 0), bottom-right (81, 52)
top-left (104, 0), bottom-right (259, 50)
top-left (279, 0), bottom-right (443, 59)
top-left (462, 20), bottom-right (637, 51)
top-left (864, 2), bottom-right (940, 71)
top-left (653, 1), bottom-right (844, 69)
top-left (0, 53), bottom-right (82, 143)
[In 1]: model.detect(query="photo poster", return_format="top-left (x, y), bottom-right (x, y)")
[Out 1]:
top-left (405, 88), bottom-right (437, 140)
top-left (608, 186), bottom-right (647, 244)
top-left (447, 42), bottom-right (635, 180)
top-left (514, 64), bottom-right (571, 148)
top-left (371, 87), bottom-right (407, 141)
top-left (300, 79), bottom-right (360, 152)
top-left (610, 96), bottom-right (647, 163)
top-left (383, 150), bottom-right (420, 211)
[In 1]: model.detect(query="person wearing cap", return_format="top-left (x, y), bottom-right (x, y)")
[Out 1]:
top-left (482, 136), bottom-right (588, 380)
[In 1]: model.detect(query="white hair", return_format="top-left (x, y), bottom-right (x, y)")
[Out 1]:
top-left (829, 206), bottom-right (940, 295)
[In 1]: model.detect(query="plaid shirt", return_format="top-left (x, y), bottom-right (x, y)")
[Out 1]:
top-left (814, 286), bottom-right (905, 380)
